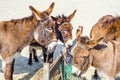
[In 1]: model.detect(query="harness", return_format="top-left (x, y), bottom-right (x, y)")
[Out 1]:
top-left (61, 46), bottom-right (73, 64)
top-left (74, 43), bottom-right (91, 70)
top-left (77, 53), bottom-right (90, 69)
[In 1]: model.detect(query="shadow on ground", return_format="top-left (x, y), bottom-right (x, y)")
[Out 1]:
top-left (0, 55), bottom-right (43, 74)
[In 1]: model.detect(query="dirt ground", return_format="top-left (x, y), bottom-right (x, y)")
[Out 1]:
top-left (0, 46), bottom-right (43, 80)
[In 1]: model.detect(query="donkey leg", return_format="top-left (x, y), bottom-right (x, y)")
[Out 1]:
top-left (4, 59), bottom-right (15, 80)
top-left (28, 46), bottom-right (33, 65)
top-left (28, 52), bottom-right (33, 65)
top-left (42, 46), bottom-right (47, 62)
top-left (48, 52), bottom-right (53, 63)
top-left (92, 69), bottom-right (100, 80)
top-left (33, 48), bottom-right (39, 62)
top-left (43, 53), bottom-right (47, 62)
top-left (1, 57), bottom-right (15, 80)
top-left (46, 41), bottom-right (57, 63)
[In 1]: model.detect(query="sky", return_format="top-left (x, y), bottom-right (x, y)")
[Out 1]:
top-left (0, 0), bottom-right (120, 37)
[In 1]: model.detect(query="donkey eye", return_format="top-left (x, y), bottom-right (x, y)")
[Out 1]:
top-left (46, 27), bottom-right (52, 32)
top-left (62, 30), bottom-right (67, 33)
top-left (48, 27), bottom-right (52, 30)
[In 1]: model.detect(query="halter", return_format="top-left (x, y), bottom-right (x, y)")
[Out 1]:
top-left (74, 43), bottom-right (91, 70)
top-left (78, 53), bottom-right (90, 69)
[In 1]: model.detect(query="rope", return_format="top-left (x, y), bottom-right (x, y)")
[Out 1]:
top-left (60, 46), bottom-right (73, 80)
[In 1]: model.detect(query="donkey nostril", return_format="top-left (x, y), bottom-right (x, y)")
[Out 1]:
top-left (41, 40), bottom-right (45, 43)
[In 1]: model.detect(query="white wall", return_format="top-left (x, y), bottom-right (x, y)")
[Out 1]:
top-left (0, 0), bottom-right (120, 37)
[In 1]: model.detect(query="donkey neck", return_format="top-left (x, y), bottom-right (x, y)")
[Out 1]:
top-left (16, 15), bottom-right (38, 47)
top-left (7, 15), bottom-right (38, 50)
top-left (13, 14), bottom-right (37, 38)
top-left (11, 14), bottom-right (37, 25)
top-left (90, 42), bottom-right (117, 75)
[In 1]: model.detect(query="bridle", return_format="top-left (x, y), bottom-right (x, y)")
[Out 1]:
top-left (74, 43), bottom-right (91, 70)
top-left (77, 53), bottom-right (90, 69)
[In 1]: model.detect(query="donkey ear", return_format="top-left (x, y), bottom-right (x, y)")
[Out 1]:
top-left (76, 26), bottom-right (83, 41)
top-left (68, 10), bottom-right (77, 21)
top-left (51, 16), bottom-right (57, 21)
top-left (29, 6), bottom-right (42, 20)
top-left (87, 37), bottom-right (103, 45)
top-left (46, 2), bottom-right (55, 15)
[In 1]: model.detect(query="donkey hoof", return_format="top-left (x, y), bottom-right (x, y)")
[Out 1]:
top-left (28, 62), bottom-right (33, 65)
top-left (35, 59), bottom-right (39, 62)
top-left (49, 58), bottom-right (53, 63)
top-left (92, 76), bottom-right (100, 80)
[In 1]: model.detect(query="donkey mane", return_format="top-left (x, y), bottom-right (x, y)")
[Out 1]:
top-left (56, 14), bottom-right (67, 18)
top-left (1, 14), bottom-right (37, 32)
top-left (98, 15), bottom-right (113, 22)
top-left (62, 14), bottom-right (67, 18)
top-left (105, 16), bottom-right (120, 34)
top-left (10, 15), bottom-right (36, 25)
top-left (55, 21), bottom-right (64, 42)
top-left (111, 16), bottom-right (120, 22)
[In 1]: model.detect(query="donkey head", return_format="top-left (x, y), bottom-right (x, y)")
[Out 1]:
top-left (34, 19), bottom-right (56, 46)
top-left (51, 10), bottom-right (77, 48)
top-left (28, 2), bottom-right (57, 46)
top-left (71, 27), bottom-right (103, 77)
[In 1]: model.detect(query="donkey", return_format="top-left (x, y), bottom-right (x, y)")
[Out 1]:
top-left (71, 29), bottom-right (120, 80)
top-left (90, 15), bottom-right (120, 42)
top-left (90, 15), bottom-right (114, 40)
top-left (0, 2), bottom-right (56, 80)
top-left (90, 15), bottom-right (120, 79)
top-left (28, 10), bottom-right (77, 65)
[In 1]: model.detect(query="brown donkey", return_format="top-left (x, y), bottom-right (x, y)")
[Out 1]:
top-left (90, 15), bottom-right (120, 79)
top-left (90, 15), bottom-right (120, 42)
top-left (0, 2), bottom-right (55, 80)
top-left (28, 10), bottom-right (77, 64)
top-left (71, 29), bottom-right (120, 80)
top-left (90, 15), bottom-right (114, 40)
